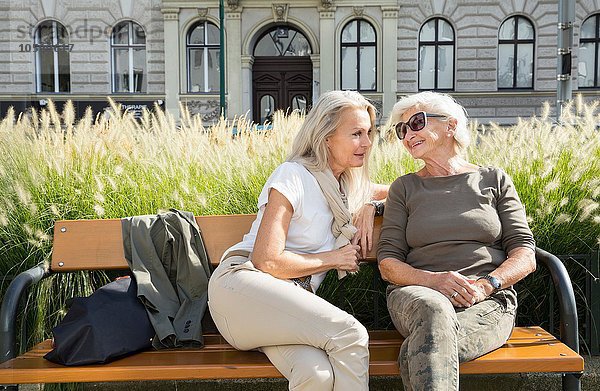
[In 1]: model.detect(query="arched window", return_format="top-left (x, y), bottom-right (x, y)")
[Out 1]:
top-left (340, 19), bottom-right (376, 91)
top-left (498, 16), bottom-right (535, 89)
top-left (418, 18), bottom-right (454, 90)
top-left (34, 21), bottom-right (70, 93)
top-left (253, 26), bottom-right (312, 57)
top-left (579, 14), bottom-right (600, 88)
top-left (187, 21), bottom-right (220, 93)
top-left (259, 94), bottom-right (275, 123)
top-left (111, 21), bottom-right (146, 93)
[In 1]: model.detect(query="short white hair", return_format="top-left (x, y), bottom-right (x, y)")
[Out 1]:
top-left (389, 91), bottom-right (470, 151)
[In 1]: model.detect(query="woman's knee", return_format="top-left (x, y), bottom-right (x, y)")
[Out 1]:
top-left (290, 362), bottom-right (335, 390)
top-left (421, 297), bottom-right (456, 321)
top-left (345, 318), bottom-right (369, 351)
top-left (352, 319), bottom-right (369, 344)
top-left (324, 316), bottom-right (369, 359)
top-left (388, 287), bottom-right (459, 339)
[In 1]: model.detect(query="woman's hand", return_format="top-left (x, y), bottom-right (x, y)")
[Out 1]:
top-left (325, 244), bottom-right (361, 272)
top-left (469, 279), bottom-right (491, 304)
top-left (427, 271), bottom-right (478, 308)
top-left (352, 203), bottom-right (377, 259)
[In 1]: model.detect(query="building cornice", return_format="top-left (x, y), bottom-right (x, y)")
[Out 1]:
top-left (381, 6), bottom-right (399, 19)
top-left (161, 0), bottom-right (395, 9)
top-left (161, 8), bottom-right (180, 20)
top-left (319, 10), bottom-right (335, 18)
top-left (0, 94), bottom-right (166, 100)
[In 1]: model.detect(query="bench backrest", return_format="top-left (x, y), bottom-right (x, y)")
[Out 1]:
top-left (51, 214), bottom-right (381, 271)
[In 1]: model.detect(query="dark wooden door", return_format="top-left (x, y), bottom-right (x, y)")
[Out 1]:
top-left (252, 56), bottom-right (312, 123)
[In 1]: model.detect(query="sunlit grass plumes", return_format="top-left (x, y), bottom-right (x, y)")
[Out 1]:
top-left (0, 98), bottom-right (298, 248)
top-left (0, 99), bottom-right (298, 350)
top-left (0, 97), bottom-right (599, 353)
top-left (468, 97), bottom-right (600, 255)
top-left (374, 97), bottom-right (600, 254)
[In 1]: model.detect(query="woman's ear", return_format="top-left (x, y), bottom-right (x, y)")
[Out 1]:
top-left (447, 117), bottom-right (458, 134)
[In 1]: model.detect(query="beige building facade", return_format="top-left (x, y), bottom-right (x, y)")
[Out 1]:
top-left (2, 0), bottom-right (600, 124)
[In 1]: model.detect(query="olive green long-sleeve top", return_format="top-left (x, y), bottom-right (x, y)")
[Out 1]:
top-left (377, 167), bottom-right (535, 279)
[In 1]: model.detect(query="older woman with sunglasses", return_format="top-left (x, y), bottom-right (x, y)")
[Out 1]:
top-left (377, 91), bottom-right (536, 391)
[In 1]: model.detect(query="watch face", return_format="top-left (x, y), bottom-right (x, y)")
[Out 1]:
top-left (479, 275), bottom-right (501, 290)
top-left (489, 276), bottom-right (501, 289)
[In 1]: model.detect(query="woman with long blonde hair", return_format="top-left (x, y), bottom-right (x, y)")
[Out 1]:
top-left (208, 90), bottom-right (388, 390)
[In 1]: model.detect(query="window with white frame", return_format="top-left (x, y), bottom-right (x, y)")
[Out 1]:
top-left (254, 27), bottom-right (311, 57)
top-left (579, 14), bottom-right (600, 88)
top-left (111, 21), bottom-right (147, 93)
top-left (498, 16), bottom-right (535, 89)
top-left (187, 21), bottom-right (220, 93)
top-left (341, 19), bottom-right (376, 91)
top-left (34, 20), bottom-right (70, 93)
top-left (418, 18), bottom-right (454, 90)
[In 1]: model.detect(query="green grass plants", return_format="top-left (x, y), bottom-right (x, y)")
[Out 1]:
top-left (0, 97), bottom-right (598, 365)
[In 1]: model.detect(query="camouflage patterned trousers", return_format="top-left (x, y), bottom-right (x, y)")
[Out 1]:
top-left (387, 285), bottom-right (517, 391)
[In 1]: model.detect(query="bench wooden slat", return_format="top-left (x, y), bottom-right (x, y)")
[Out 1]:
top-left (51, 215), bottom-right (381, 271)
top-left (51, 215), bottom-right (256, 270)
top-left (460, 327), bottom-right (583, 374)
top-left (52, 219), bottom-right (125, 271)
top-left (0, 327), bottom-right (582, 384)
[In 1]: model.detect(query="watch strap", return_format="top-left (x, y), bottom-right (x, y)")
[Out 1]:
top-left (368, 200), bottom-right (385, 216)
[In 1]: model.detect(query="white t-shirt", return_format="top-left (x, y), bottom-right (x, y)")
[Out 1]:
top-left (224, 161), bottom-right (336, 291)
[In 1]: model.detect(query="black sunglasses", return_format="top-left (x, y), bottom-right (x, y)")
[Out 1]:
top-left (395, 111), bottom-right (448, 140)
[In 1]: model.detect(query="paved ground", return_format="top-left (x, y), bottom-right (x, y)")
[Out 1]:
top-left (20, 355), bottom-right (598, 390)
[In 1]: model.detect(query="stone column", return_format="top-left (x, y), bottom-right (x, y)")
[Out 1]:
top-left (241, 55), bottom-right (254, 119)
top-left (311, 54), bottom-right (321, 104)
top-left (162, 8), bottom-right (180, 119)
top-left (226, 10), bottom-right (242, 118)
top-left (318, 8), bottom-right (335, 94)
top-left (381, 7), bottom-right (399, 120)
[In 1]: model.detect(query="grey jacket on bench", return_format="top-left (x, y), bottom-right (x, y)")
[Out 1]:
top-left (121, 209), bottom-right (212, 349)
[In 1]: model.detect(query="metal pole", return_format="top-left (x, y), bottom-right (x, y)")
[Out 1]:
top-left (556, 0), bottom-right (575, 121)
top-left (219, 0), bottom-right (226, 118)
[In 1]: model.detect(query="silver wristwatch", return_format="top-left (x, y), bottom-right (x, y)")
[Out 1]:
top-left (368, 200), bottom-right (385, 216)
top-left (477, 274), bottom-right (502, 294)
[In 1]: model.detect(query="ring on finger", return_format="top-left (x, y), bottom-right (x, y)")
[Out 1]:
top-left (450, 291), bottom-right (459, 299)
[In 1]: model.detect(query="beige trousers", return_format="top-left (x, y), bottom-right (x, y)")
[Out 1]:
top-left (207, 256), bottom-right (369, 391)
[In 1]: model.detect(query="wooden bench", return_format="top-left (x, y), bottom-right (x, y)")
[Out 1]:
top-left (0, 215), bottom-right (584, 390)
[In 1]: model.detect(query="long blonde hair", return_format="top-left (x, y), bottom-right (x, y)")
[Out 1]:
top-left (287, 90), bottom-right (377, 211)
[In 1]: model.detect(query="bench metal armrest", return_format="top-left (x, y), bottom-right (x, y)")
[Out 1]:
top-left (0, 263), bottom-right (50, 364)
top-left (535, 247), bottom-right (579, 354)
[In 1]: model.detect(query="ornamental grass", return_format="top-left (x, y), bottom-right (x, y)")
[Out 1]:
top-left (0, 97), bottom-right (598, 357)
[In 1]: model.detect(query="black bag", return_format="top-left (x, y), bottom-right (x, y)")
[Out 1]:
top-left (44, 276), bottom-right (154, 366)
